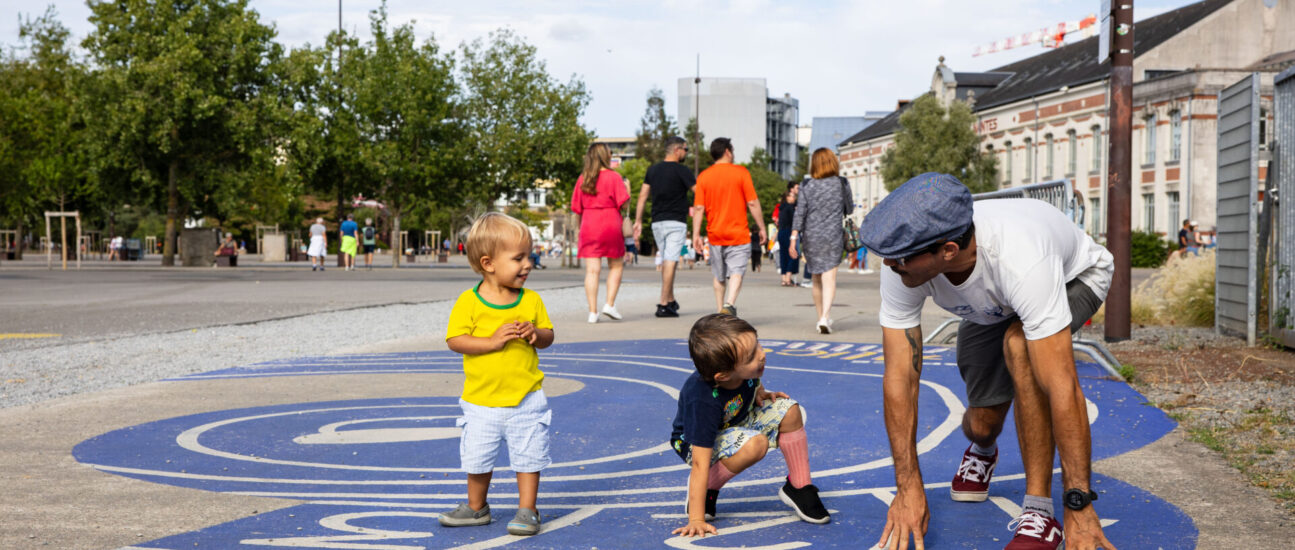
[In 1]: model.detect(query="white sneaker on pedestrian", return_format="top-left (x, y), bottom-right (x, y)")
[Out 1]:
top-left (860, 269), bottom-right (875, 275)
top-left (587, 312), bottom-right (599, 324)
top-left (798, 281), bottom-right (813, 288)
top-left (816, 317), bottom-right (833, 334)
top-left (602, 304), bottom-right (623, 320)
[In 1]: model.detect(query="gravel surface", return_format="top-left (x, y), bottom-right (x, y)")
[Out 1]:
top-left (1097, 323), bottom-right (1295, 513)
top-left (0, 285), bottom-right (658, 409)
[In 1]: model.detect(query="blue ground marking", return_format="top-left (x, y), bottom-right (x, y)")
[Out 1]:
top-left (75, 339), bottom-right (1195, 548)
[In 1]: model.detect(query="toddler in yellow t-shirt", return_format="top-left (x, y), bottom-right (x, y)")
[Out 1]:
top-left (440, 212), bottom-right (555, 536)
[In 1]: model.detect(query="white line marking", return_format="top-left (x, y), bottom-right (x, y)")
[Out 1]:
top-left (240, 510), bottom-right (438, 549)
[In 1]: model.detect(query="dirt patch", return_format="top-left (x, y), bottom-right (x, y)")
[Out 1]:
top-left (1094, 324), bottom-right (1295, 513)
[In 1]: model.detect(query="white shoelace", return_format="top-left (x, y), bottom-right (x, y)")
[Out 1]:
top-left (956, 453), bottom-right (991, 482)
top-left (1007, 511), bottom-right (1050, 538)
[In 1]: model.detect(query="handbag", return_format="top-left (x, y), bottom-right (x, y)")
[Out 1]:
top-left (622, 215), bottom-right (633, 238)
top-left (840, 177), bottom-right (862, 253)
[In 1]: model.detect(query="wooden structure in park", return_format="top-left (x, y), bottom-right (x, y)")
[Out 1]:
top-left (44, 211), bottom-right (81, 270)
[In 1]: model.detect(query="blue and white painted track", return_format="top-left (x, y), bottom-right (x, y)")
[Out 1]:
top-left (76, 339), bottom-right (1195, 549)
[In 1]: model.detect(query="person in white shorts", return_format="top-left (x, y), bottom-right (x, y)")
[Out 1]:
top-left (307, 217), bottom-right (327, 271)
top-left (634, 136), bottom-right (696, 318)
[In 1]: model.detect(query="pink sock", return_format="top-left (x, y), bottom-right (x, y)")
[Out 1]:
top-left (707, 461), bottom-right (737, 490)
top-left (779, 428), bottom-right (812, 488)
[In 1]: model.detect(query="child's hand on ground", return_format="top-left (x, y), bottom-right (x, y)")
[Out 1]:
top-left (672, 520), bottom-right (717, 538)
top-left (515, 321), bottom-right (538, 344)
top-left (755, 388), bottom-right (788, 406)
top-left (489, 322), bottom-right (520, 351)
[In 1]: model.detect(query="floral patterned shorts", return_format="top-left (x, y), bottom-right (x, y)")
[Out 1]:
top-left (672, 397), bottom-right (799, 465)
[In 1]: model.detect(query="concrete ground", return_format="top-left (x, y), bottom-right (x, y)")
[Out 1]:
top-left (1, 254), bottom-right (1289, 548)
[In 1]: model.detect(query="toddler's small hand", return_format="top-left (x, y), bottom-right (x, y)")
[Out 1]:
top-left (516, 321), bottom-right (537, 344)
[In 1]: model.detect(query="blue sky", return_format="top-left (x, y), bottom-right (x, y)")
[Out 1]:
top-left (2, 0), bottom-right (1194, 137)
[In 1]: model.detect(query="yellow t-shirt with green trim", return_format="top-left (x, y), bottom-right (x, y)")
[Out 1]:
top-left (446, 283), bottom-right (552, 407)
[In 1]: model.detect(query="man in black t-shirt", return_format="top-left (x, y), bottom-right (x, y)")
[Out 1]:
top-left (634, 136), bottom-right (696, 318)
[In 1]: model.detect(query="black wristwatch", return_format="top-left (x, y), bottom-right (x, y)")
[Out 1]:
top-left (1063, 488), bottom-right (1099, 511)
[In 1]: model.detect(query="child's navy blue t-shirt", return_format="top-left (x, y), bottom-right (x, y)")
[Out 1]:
top-left (670, 371), bottom-right (759, 452)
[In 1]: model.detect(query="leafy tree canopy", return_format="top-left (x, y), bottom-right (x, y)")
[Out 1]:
top-left (633, 87), bottom-right (676, 165)
top-left (880, 94), bottom-right (998, 194)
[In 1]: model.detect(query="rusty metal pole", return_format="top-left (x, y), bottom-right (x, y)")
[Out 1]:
top-left (1105, 1), bottom-right (1134, 341)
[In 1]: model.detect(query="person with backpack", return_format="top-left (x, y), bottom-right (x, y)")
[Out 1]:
top-left (361, 218), bottom-right (378, 270)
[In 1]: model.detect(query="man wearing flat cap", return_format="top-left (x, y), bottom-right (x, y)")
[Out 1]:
top-left (861, 173), bottom-right (1115, 550)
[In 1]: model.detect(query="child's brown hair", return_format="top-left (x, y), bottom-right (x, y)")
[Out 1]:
top-left (464, 212), bottom-right (531, 274)
top-left (688, 313), bottom-right (759, 384)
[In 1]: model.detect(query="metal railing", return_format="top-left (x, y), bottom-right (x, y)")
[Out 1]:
top-left (922, 178), bottom-right (1124, 381)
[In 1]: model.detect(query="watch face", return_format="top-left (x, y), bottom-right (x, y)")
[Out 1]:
top-left (1065, 489), bottom-right (1089, 510)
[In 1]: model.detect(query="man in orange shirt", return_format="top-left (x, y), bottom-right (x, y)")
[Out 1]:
top-left (691, 138), bottom-right (766, 316)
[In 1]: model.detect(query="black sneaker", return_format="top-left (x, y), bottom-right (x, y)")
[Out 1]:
top-left (779, 478), bottom-right (830, 524)
top-left (683, 489), bottom-right (718, 521)
top-left (666, 300), bottom-right (680, 313)
top-left (655, 304), bottom-right (679, 318)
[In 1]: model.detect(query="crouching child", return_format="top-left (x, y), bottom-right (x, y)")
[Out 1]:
top-left (669, 313), bottom-right (830, 537)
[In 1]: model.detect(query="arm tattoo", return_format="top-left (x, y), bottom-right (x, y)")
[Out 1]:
top-left (904, 327), bottom-right (922, 374)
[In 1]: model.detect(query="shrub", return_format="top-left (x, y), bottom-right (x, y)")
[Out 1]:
top-left (1130, 230), bottom-right (1170, 268)
top-left (1132, 249), bottom-right (1216, 326)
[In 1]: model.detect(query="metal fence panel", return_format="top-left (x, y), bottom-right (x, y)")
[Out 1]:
top-left (1273, 67), bottom-right (1295, 345)
top-left (1215, 73), bottom-right (1261, 345)
top-left (972, 179), bottom-right (1081, 224)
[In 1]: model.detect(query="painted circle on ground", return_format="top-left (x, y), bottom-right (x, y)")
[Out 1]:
top-left (74, 339), bottom-right (1193, 549)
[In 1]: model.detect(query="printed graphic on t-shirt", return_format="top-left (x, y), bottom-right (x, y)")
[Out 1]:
top-left (984, 305), bottom-right (1007, 318)
top-left (722, 395), bottom-right (744, 425)
top-left (952, 305), bottom-right (974, 316)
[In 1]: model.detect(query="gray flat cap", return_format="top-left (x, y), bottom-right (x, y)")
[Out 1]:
top-left (859, 172), bottom-right (973, 259)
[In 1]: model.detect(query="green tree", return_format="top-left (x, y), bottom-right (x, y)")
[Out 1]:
top-left (793, 146), bottom-right (809, 181)
top-left (279, 32), bottom-right (367, 233)
top-left (880, 94), bottom-right (998, 193)
top-left (683, 117), bottom-right (713, 176)
top-left (1, 9), bottom-right (91, 261)
top-left (81, 0), bottom-right (287, 265)
top-left (459, 29), bottom-right (591, 210)
top-left (348, 5), bottom-right (468, 266)
top-left (633, 87), bottom-right (676, 164)
top-left (742, 152), bottom-right (784, 231)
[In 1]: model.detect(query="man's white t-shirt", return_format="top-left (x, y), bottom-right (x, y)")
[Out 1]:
top-left (878, 199), bottom-right (1114, 341)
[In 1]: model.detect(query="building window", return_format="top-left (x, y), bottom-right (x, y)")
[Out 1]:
top-left (1260, 108), bottom-right (1269, 149)
top-left (1090, 197), bottom-right (1102, 235)
top-left (1004, 141), bottom-right (1013, 185)
top-left (1170, 111), bottom-right (1182, 162)
top-left (1023, 138), bottom-right (1033, 182)
top-left (1144, 112), bottom-right (1157, 165)
top-left (1142, 192), bottom-right (1155, 233)
top-left (1091, 125), bottom-right (1102, 172)
top-left (1045, 134), bottom-right (1054, 179)
top-left (1166, 191), bottom-right (1180, 236)
top-left (1067, 129), bottom-right (1077, 176)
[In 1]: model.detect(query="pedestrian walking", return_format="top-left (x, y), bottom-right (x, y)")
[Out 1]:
top-left (691, 138), bottom-right (765, 316)
top-left (789, 148), bottom-right (852, 334)
top-left (632, 136), bottom-right (695, 318)
top-left (307, 217), bottom-right (327, 271)
top-left (361, 218), bottom-right (377, 270)
top-left (339, 214), bottom-right (359, 271)
top-left (861, 173), bottom-right (1116, 550)
top-left (571, 143), bottom-right (630, 324)
top-left (776, 182), bottom-right (800, 287)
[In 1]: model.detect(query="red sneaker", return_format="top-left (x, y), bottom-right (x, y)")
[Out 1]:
top-left (950, 444), bottom-right (997, 502)
top-left (1004, 511), bottom-right (1064, 549)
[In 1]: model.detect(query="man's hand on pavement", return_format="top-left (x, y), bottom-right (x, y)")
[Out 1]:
top-left (877, 489), bottom-right (928, 550)
top-left (1063, 508), bottom-right (1118, 550)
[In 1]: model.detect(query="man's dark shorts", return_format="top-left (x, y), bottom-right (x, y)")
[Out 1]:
top-left (363, 244), bottom-right (376, 254)
top-left (956, 279), bottom-right (1104, 408)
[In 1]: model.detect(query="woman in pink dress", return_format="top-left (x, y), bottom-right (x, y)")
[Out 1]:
top-left (571, 143), bottom-right (629, 323)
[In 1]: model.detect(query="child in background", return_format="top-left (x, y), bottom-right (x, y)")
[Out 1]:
top-left (669, 314), bottom-right (830, 537)
top-left (441, 212), bottom-right (555, 536)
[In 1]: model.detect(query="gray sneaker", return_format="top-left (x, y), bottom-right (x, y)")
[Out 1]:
top-left (438, 503), bottom-right (491, 527)
top-left (507, 507), bottom-right (541, 536)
